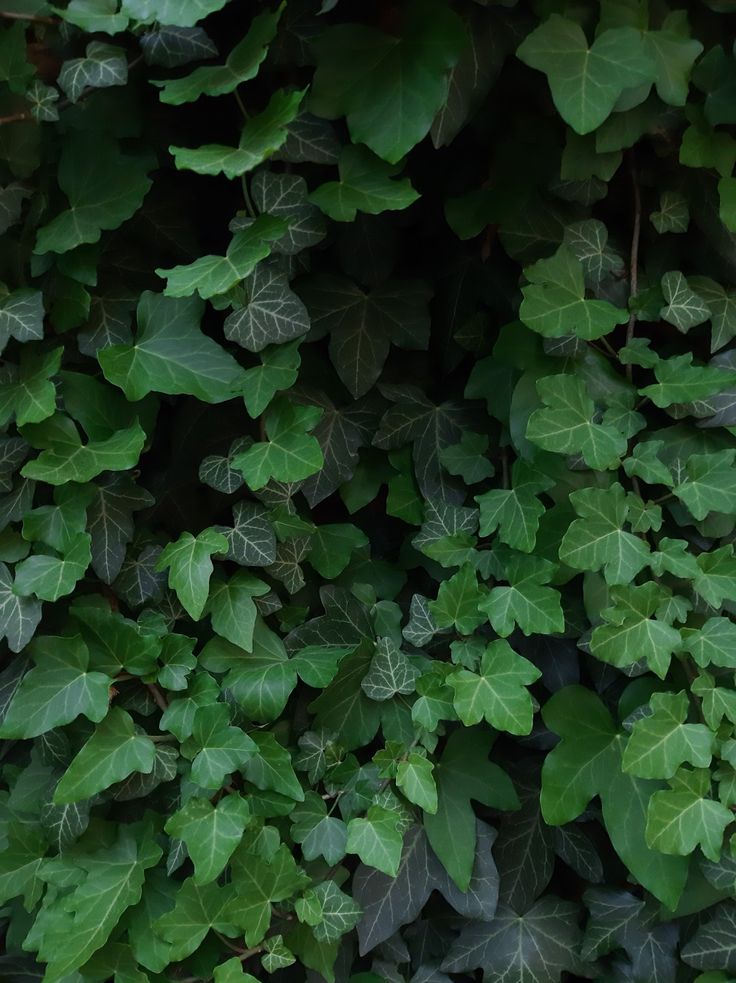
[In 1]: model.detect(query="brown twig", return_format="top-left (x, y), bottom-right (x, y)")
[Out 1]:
top-left (0, 11), bottom-right (57, 24)
top-left (624, 156), bottom-right (642, 381)
top-left (0, 111), bottom-right (31, 126)
top-left (145, 682), bottom-right (169, 712)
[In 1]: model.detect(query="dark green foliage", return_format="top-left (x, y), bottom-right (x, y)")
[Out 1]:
top-left (1, 2), bottom-right (736, 982)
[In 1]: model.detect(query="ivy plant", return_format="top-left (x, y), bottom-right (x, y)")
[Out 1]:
top-left (1, 1), bottom-right (736, 982)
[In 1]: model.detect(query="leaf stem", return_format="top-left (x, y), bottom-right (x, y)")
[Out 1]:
top-left (0, 111), bottom-right (31, 127)
top-left (241, 174), bottom-right (257, 218)
top-left (624, 155), bottom-right (642, 382)
top-left (0, 11), bottom-right (57, 24)
top-left (146, 682), bottom-right (169, 712)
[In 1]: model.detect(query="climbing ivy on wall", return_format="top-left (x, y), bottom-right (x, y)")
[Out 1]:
top-left (2, 0), bottom-right (736, 981)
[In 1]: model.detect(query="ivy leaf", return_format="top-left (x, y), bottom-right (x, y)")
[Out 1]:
top-left (447, 638), bottom-right (541, 735)
top-left (291, 792), bottom-right (348, 865)
top-left (140, 26), bottom-right (218, 67)
top-left (100, 291), bottom-right (246, 404)
top-left (429, 563), bottom-right (486, 635)
top-left (21, 418), bottom-right (145, 486)
top-left (517, 15), bottom-right (655, 134)
top-left (690, 276), bottom-right (736, 352)
top-left (220, 501), bottom-right (277, 567)
top-left (242, 339), bottom-right (302, 419)
top-left (184, 703), bottom-right (257, 789)
top-left (361, 635), bottom-right (419, 701)
top-left (0, 346), bottom-right (62, 428)
top-left (681, 903), bottom-right (736, 974)
top-left (346, 805), bottom-right (403, 875)
top-left (0, 560), bottom-right (41, 652)
top-left (659, 271), bottom-right (711, 331)
top-left (155, 215), bottom-right (286, 300)
top-left (396, 753), bottom-right (437, 814)
top-left (153, 5), bottom-right (282, 104)
top-left (170, 89), bottom-right (304, 179)
top-left (224, 259), bottom-right (310, 353)
top-left (520, 245), bottom-right (628, 339)
top-left (165, 794), bottom-right (251, 885)
top-left (251, 171), bottom-right (327, 255)
top-left (309, 146), bottom-right (419, 223)
top-left (476, 460), bottom-right (553, 552)
top-left (53, 707), bottom-right (155, 804)
top-left (14, 532), bottom-right (92, 602)
top-left (646, 767), bottom-right (732, 862)
top-left (299, 881), bottom-right (361, 943)
top-left (559, 485), bottom-right (650, 585)
top-left (87, 473), bottom-right (154, 584)
top-left (623, 691), bottom-right (713, 779)
top-left (310, 0), bottom-right (467, 163)
top-left (640, 353), bottom-right (736, 408)
top-left (157, 528), bottom-right (227, 620)
top-left (234, 399), bottom-right (323, 490)
top-left (0, 635), bottom-right (110, 739)
top-left (35, 137), bottom-right (151, 255)
top-left (480, 554), bottom-right (564, 638)
top-left (527, 375), bottom-right (628, 470)
top-left (681, 617), bottom-right (736, 668)
top-left (442, 897), bottom-right (583, 982)
top-left (206, 571), bottom-right (269, 650)
top-left (58, 42), bottom-right (127, 103)
top-left (153, 879), bottom-right (239, 962)
top-left (122, 0), bottom-right (229, 26)
top-left (0, 289), bottom-right (44, 351)
top-left (673, 450), bottom-right (736, 520)
top-left (424, 727), bottom-right (518, 892)
top-left (590, 582), bottom-right (683, 678)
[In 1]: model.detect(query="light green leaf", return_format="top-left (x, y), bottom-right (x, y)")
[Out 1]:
top-left (346, 805), bottom-right (403, 876)
top-left (590, 582), bottom-right (682, 678)
top-left (14, 532), bottom-right (92, 602)
top-left (396, 753), bottom-right (437, 814)
top-left (520, 245), bottom-right (628, 339)
top-left (165, 794), bottom-right (251, 884)
top-left (21, 418), bottom-right (145, 485)
top-left (646, 767), bottom-right (732, 862)
top-left (479, 554), bottom-right (564, 638)
top-left (234, 398), bottom-right (323, 490)
top-left (53, 707), bottom-right (155, 803)
top-left (527, 374), bottom-right (628, 470)
top-left (171, 89), bottom-right (304, 179)
top-left (309, 523), bottom-right (368, 579)
top-left (185, 703), bottom-right (256, 789)
top-left (429, 563), bottom-right (486, 635)
top-left (153, 5), bottom-right (282, 103)
top-left (206, 571), bottom-right (269, 651)
top-left (242, 730), bottom-right (304, 801)
top-left (674, 450), bottom-right (736, 520)
top-left (448, 638), bottom-right (541, 735)
top-left (156, 214), bottom-right (286, 300)
top-left (517, 15), bottom-right (655, 134)
top-left (242, 339), bottom-right (302, 418)
top-left (623, 691), bottom-right (713, 779)
top-left (640, 353), bottom-right (736, 408)
top-left (156, 528), bottom-right (228, 620)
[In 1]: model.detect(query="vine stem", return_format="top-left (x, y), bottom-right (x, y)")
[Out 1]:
top-left (145, 682), bottom-right (169, 712)
top-left (0, 111), bottom-right (31, 127)
top-left (624, 156), bottom-right (642, 381)
top-left (0, 11), bottom-right (56, 24)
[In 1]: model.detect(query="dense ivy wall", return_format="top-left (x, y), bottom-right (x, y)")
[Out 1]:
top-left (2, 1), bottom-right (736, 982)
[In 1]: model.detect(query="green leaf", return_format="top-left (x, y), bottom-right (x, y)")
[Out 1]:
top-left (155, 214), bottom-right (286, 300)
top-left (447, 638), bottom-right (541, 735)
top-left (659, 271), bottom-right (712, 331)
top-left (559, 485), bottom-right (650, 585)
top-left (0, 288), bottom-right (44, 350)
top-left (424, 727), bottom-right (519, 891)
top-left (646, 767), bottom-right (732, 862)
top-left (310, 0), bottom-right (467, 163)
top-left (440, 431), bottom-right (494, 484)
top-left (527, 375), bottom-right (628, 470)
top-left (251, 170), bottom-right (327, 255)
top-left (14, 532), bottom-right (92, 602)
top-left (479, 554), bottom-right (564, 638)
top-left (242, 730), bottom-right (304, 801)
top-left (157, 528), bottom-right (228, 620)
top-left (396, 752), bottom-right (437, 814)
top-left (0, 635), bottom-right (110, 738)
top-left (165, 794), bottom-right (251, 884)
top-left (623, 691), bottom-right (713, 779)
top-left (674, 450), bottom-right (736, 520)
top-left (153, 5), bottom-right (282, 103)
top-left (171, 89), bottom-right (304, 179)
top-left (100, 291), bottom-right (246, 403)
top-left (53, 707), bottom-right (155, 803)
top-left (234, 399), bottom-right (323, 490)
top-left (346, 805), bottom-right (403, 876)
top-left (0, 346), bottom-right (62, 428)
top-left (154, 878), bottom-right (239, 962)
top-left (517, 15), bottom-right (655, 134)
top-left (651, 191), bottom-right (690, 234)
top-left (291, 792), bottom-right (347, 865)
top-left (429, 563), bottom-right (485, 635)
top-left (224, 259), bottom-right (309, 353)
top-left (0, 560), bottom-right (41, 652)
top-left (361, 635), bottom-right (419, 701)
top-left (476, 460), bottom-right (553, 552)
top-left (184, 703), bottom-right (256, 789)
top-left (206, 571), bottom-right (269, 650)
top-left (35, 137), bottom-right (151, 255)
top-left (520, 245), bottom-right (627, 340)
top-left (58, 42), bottom-right (127, 103)
top-left (681, 617), bottom-right (736, 669)
top-left (590, 583), bottom-right (683, 678)
top-left (640, 353), bottom-right (736, 408)
top-left (21, 418), bottom-right (145, 485)
top-left (242, 339), bottom-right (301, 418)
top-left (309, 145), bottom-right (419, 223)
